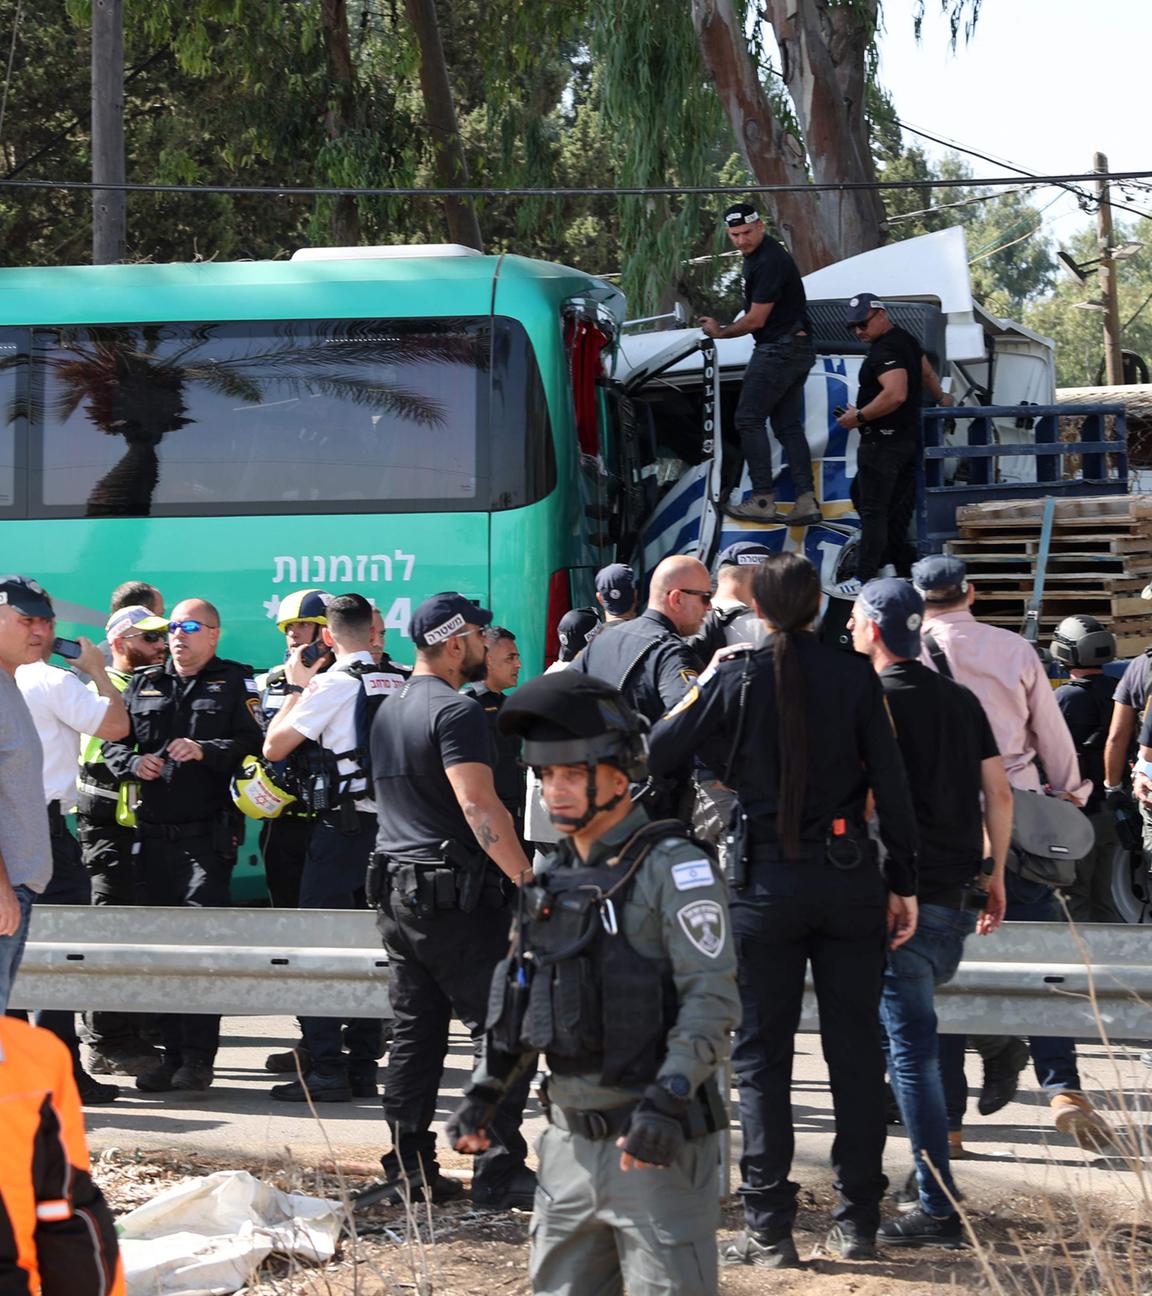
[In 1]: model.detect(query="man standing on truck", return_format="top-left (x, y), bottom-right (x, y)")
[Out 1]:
top-left (699, 202), bottom-right (822, 529)
top-left (832, 294), bottom-right (953, 597)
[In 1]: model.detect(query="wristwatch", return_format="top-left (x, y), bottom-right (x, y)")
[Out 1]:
top-left (656, 1074), bottom-right (693, 1105)
top-left (283, 683), bottom-right (305, 695)
top-left (856, 412), bottom-right (869, 428)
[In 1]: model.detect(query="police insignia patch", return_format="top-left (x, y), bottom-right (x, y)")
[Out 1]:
top-left (679, 669), bottom-right (698, 685)
top-left (676, 899), bottom-right (725, 959)
top-left (246, 698), bottom-right (262, 722)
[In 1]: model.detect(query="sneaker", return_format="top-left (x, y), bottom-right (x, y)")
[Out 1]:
top-left (136, 1061), bottom-right (179, 1093)
top-left (894, 1166), bottom-right (966, 1211)
top-left (271, 1072), bottom-right (352, 1103)
top-left (75, 1070), bottom-right (120, 1105)
top-left (824, 576), bottom-right (862, 599)
top-left (87, 1045), bottom-right (161, 1077)
top-left (352, 1168), bottom-right (466, 1209)
top-left (265, 1047), bottom-right (312, 1075)
top-left (170, 1062), bottom-right (214, 1093)
top-left (720, 1230), bottom-right (802, 1268)
top-left (471, 1166), bottom-right (537, 1211)
top-left (725, 493), bottom-right (777, 523)
top-left (878, 1207), bottom-right (965, 1249)
top-left (783, 490), bottom-right (822, 527)
top-left (1051, 1092), bottom-right (1116, 1152)
top-left (977, 1037), bottom-right (1029, 1115)
top-left (824, 1221), bottom-right (877, 1260)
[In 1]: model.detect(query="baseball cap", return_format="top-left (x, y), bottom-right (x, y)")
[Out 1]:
top-left (718, 541), bottom-right (773, 568)
top-left (857, 578), bottom-right (924, 659)
top-left (723, 201), bottom-right (761, 227)
top-left (846, 292), bottom-right (885, 325)
top-left (556, 607), bottom-right (602, 662)
top-left (106, 604), bottom-right (169, 640)
top-left (911, 554), bottom-right (970, 601)
top-left (409, 592), bottom-right (493, 648)
top-left (0, 575), bottom-right (54, 619)
top-left (595, 563), bottom-right (636, 617)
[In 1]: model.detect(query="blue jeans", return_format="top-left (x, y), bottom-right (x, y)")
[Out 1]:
top-left (881, 903), bottom-right (976, 1217)
top-left (0, 885), bottom-right (36, 1015)
top-left (734, 333), bottom-right (816, 496)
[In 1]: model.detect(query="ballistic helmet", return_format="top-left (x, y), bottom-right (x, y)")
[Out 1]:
top-left (276, 588), bottom-right (330, 634)
top-left (499, 671), bottom-right (649, 781)
top-left (1050, 615), bottom-right (1116, 668)
top-left (231, 756), bottom-right (298, 820)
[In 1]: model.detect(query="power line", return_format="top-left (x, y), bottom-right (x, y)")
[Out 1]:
top-left (1, 169), bottom-right (1151, 199)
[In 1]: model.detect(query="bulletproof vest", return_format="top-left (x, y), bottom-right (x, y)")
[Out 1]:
top-left (1067, 674), bottom-right (1115, 754)
top-left (76, 668), bottom-right (132, 820)
top-left (577, 616), bottom-right (676, 723)
top-left (331, 657), bottom-right (412, 800)
top-left (487, 821), bottom-right (684, 1087)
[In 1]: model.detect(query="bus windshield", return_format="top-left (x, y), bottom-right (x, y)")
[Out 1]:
top-left (3, 315), bottom-right (553, 519)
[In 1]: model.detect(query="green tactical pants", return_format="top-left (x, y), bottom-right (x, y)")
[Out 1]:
top-left (529, 1123), bottom-right (720, 1296)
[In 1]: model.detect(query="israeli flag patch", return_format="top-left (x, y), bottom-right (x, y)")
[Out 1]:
top-left (671, 859), bottom-right (714, 891)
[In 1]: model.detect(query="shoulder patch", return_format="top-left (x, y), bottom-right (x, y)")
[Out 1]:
top-left (664, 684), bottom-right (700, 719)
top-left (679, 668), bottom-right (698, 685)
top-left (246, 697), bottom-right (263, 723)
top-left (676, 899), bottom-right (726, 959)
top-left (670, 859), bottom-right (715, 891)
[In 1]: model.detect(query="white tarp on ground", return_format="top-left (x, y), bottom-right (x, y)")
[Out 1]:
top-left (118, 1170), bottom-right (343, 1296)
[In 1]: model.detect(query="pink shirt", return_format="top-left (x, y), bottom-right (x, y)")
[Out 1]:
top-left (919, 609), bottom-right (1090, 805)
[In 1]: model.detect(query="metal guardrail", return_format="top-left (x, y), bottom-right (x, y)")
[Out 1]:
top-left (10, 908), bottom-right (1152, 1039)
top-left (918, 403), bottom-right (1128, 547)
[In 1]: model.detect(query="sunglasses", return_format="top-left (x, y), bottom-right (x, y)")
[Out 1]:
top-left (126, 629), bottom-right (166, 644)
top-left (168, 620), bottom-right (218, 635)
top-left (675, 588), bottom-right (713, 604)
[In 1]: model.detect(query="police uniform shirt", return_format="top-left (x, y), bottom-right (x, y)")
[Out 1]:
top-left (856, 324), bottom-right (924, 442)
top-left (742, 235), bottom-right (808, 343)
top-left (370, 674), bottom-right (492, 857)
top-left (287, 649), bottom-right (402, 814)
top-left (878, 660), bottom-right (999, 895)
top-left (102, 656), bottom-right (263, 824)
top-left (648, 635), bottom-right (918, 894)
top-left (573, 609), bottom-right (699, 725)
top-left (15, 659), bottom-right (112, 807)
top-left (462, 684), bottom-right (523, 812)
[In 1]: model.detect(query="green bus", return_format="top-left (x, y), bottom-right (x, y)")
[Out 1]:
top-left (0, 245), bottom-right (626, 674)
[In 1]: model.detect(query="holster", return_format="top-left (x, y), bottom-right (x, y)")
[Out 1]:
top-left (442, 837), bottom-right (488, 914)
top-left (725, 810), bottom-right (749, 890)
top-left (366, 852), bottom-right (388, 909)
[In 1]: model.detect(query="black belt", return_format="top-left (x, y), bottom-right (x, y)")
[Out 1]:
top-left (920, 885), bottom-right (988, 912)
top-left (136, 817), bottom-right (216, 842)
top-left (547, 1090), bottom-right (723, 1142)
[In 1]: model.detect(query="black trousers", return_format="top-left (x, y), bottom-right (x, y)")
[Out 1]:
top-left (730, 848), bottom-right (889, 1236)
top-left (377, 895), bottom-right (530, 1194)
top-left (298, 812), bottom-right (383, 1077)
top-left (137, 829), bottom-right (232, 1067)
top-left (7, 825), bottom-right (90, 1067)
top-left (259, 814), bottom-right (314, 908)
top-left (850, 436), bottom-right (918, 581)
top-left (78, 817), bottom-right (146, 1050)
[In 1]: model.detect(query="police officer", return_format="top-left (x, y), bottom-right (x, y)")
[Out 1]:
top-left (264, 593), bottom-right (410, 1102)
top-left (594, 563), bottom-right (638, 624)
top-left (449, 671), bottom-right (740, 1296)
top-left (573, 555), bottom-right (705, 817)
top-left (77, 605), bottom-right (169, 1078)
top-left (687, 541), bottom-right (773, 662)
top-left (464, 626), bottom-right (526, 844)
top-left (103, 598), bottom-right (262, 1094)
top-left (649, 552), bottom-right (919, 1266)
top-left (364, 593), bottom-right (535, 1209)
top-left (1052, 615), bottom-right (1123, 923)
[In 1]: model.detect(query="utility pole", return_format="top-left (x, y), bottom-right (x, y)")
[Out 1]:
top-left (91, 0), bottom-right (125, 264)
top-left (1095, 151), bottom-right (1124, 385)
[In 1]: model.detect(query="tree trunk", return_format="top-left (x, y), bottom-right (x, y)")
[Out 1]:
top-left (91, 0), bottom-right (125, 264)
top-left (403, 0), bottom-right (483, 251)
top-left (691, 0), bottom-right (884, 270)
top-left (321, 0), bottom-right (361, 247)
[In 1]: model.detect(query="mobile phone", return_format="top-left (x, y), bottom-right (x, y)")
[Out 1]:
top-left (300, 641), bottom-right (328, 667)
top-left (52, 636), bottom-right (82, 660)
top-left (832, 405), bottom-right (847, 417)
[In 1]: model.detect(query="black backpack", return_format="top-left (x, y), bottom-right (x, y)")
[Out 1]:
top-left (333, 658), bottom-right (411, 800)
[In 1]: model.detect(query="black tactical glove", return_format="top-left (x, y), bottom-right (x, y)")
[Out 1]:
top-left (445, 1085), bottom-right (501, 1152)
top-left (619, 1085), bottom-right (686, 1167)
top-left (1108, 788), bottom-right (1143, 853)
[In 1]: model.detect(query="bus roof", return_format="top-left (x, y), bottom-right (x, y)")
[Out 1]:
top-left (0, 251), bottom-right (624, 326)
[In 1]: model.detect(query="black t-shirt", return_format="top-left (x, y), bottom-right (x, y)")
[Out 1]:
top-left (742, 235), bottom-right (808, 343)
top-left (856, 325), bottom-right (924, 442)
top-left (371, 674), bottom-right (492, 856)
top-left (1055, 674), bottom-right (1116, 814)
top-left (878, 659), bottom-right (999, 894)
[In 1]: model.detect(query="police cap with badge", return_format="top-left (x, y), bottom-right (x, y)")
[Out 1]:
top-left (0, 575), bottom-right (54, 619)
top-left (716, 541), bottom-right (773, 568)
top-left (410, 591), bottom-right (493, 647)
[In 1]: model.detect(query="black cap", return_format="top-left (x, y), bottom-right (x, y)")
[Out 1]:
top-left (717, 541), bottom-right (773, 568)
top-left (723, 202), bottom-right (761, 228)
top-left (557, 607), bottom-right (601, 662)
top-left (846, 292), bottom-right (885, 324)
top-left (595, 563), bottom-right (636, 617)
top-left (857, 578), bottom-right (924, 659)
top-left (409, 591), bottom-right (493, 648)
top-left (0, 575), bottom-right (54, 619)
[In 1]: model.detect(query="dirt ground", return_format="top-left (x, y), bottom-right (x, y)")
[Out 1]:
top-left (96, 1149), bottom-right (1152, 1296)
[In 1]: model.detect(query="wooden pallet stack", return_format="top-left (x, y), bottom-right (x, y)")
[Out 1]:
top-left (946, 495), bottom-right (1152, 656)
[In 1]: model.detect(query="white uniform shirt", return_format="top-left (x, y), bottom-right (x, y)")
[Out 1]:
top-left (15, 660), bottom-right (111, 807)
top-left (288, 650), bottom-right (406, 815)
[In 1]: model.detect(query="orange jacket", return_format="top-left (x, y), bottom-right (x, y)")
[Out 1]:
top-left (0, 1018), bottom-right (125, 1296)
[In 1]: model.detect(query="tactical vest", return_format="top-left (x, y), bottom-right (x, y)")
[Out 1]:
top-left (486, 820), bottom-right (686, 1087)
top-left (75, 669), bottom-right (131, 824)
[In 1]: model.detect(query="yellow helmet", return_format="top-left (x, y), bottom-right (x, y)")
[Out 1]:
top-left (231, 756), bottom-right (298, 820)
top-left (276, 588), bottom-right (331, 635)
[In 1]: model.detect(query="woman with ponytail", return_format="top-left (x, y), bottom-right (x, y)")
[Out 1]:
top-left (650, 551), bottom-right (919, 1268)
